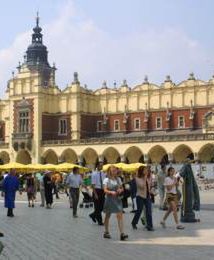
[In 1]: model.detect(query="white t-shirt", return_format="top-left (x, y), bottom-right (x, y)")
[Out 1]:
top-left (164, 177), bottom-right (177, 194)
top-left (103, 177), bottom-right (122, 187)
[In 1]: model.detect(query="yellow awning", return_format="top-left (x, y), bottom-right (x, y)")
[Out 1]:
top-left (0, 162), bottom-right (29, 172)
top-left (102, 162), bottom-right (146, 173)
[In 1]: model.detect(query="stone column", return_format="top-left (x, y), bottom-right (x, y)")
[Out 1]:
top-left (120, 155), bottom-right (126, 163)
top-left (168, 153), bottom-right (173, 165)
top-left (78, 155), bottom-right (84, 166)
top-left (98, 155), bottom-right (104, 163)
top-left (194, 152), bottom-right (198, 161)
top-left (144, 154), bottom-right (149, 163)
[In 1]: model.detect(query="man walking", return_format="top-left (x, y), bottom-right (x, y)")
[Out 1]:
top-left (43, 171), bottom-right (53, 209)
top-left (66, 167), bottom-right (83, 218)
top-left (89, 163), bottom-right (105, 225)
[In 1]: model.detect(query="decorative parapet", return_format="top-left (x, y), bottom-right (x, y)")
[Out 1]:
top-left (0, 141), bottom-right (9, 149)
top-left (41, 133), bottom-right (214, 146)
top-left (12, 132), bottom-right (33, 151)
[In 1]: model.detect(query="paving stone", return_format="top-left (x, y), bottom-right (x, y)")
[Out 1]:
top-left (0, 192), bottom-right (213, 260)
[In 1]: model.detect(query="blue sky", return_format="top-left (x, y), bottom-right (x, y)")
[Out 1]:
top-left (0, 0), bottom-right (214, 95)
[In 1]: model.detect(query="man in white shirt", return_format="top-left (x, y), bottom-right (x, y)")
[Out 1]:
top-left (66, 167), bottom-right (83, 217)
top-left (89, 163), bottom-right (106, 225)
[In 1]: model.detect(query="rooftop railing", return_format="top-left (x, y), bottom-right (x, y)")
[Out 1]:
top-left (41, 133), bottom-right (214, 146)
top-left (0, 140), bottom-right (9, 148)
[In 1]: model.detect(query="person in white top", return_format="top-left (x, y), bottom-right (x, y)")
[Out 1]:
top-left (160, 167), bottom-right (184, 230)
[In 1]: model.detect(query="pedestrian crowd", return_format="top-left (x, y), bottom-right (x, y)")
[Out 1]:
top-left (0, 161), bottom-right (201, 240)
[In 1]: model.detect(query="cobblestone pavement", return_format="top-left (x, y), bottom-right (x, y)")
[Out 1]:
top-left (0, 192), bottom-right (213, 260)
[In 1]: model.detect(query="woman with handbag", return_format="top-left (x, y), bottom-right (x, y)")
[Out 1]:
top-left (160, 167), bottom-right (184, 229)
top-left (131, 166), bottom-right (154, 231)
top-left (103, 165), bottom-right (128, 241)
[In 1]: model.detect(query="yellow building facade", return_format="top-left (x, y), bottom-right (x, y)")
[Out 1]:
top-left (0, 17), bottom-right (214, 168)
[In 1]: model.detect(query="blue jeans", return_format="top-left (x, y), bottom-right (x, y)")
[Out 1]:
top-left (131, 196), bottom-right (153, 229)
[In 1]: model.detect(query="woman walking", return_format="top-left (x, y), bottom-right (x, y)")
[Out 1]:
top-left (160, 167), bottom-right (184, 229)
top-left (103, 166), bottom-right (128, 241)
top-left (26, 174), bottom-right (36, 207)
top-left (131, 166), bottom-right (154, 231)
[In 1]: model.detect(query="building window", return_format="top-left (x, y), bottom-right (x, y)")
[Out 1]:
top-left (19, 110), bottom-right (30, 133)
top-left (134, 118), bottom-right (140, 130)
top-left (59, 119), bottom-right (67, 135)
top-left (178, 116), bottom-right (185, 128)
top-left (156, 117), bottom-right (162, 129)
top-left (114, 120), bottom-right (120, 131)
top-left (97, 121), bottom-right (102, 132)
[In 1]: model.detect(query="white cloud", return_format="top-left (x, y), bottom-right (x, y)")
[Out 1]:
top-left (0, 31), bottom-right (30, 95)
top-left (0, 1), bottom-right (213, 96)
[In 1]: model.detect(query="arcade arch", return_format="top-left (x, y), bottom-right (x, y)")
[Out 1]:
top-left (42, 149), bottom-right (58, 164)
top-left (16, 150), bottom-right (32, 164)
top-left (173, 145), bottom-right (193, 163)
top-left (102, 147), bottom-right (120, 164)
top-left (81, 148), bottom-right (98, 168)
top-left (198, 144), bottom-right (214, 163)
top-left (124, 146), bottom-right (144, 163)
top-left (60, 148), bottom-right (78, 163)
top-left (0, 151), bottom-right (10, 164)
top-left (148, 145), bottom-right (168, 164)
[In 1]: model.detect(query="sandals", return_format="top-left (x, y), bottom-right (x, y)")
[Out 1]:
top-left (160, 221), bottom-right (166, 228)
top-left (103, 232), bottom-right (111, 239)
top-left (176, 225), bottom-right (185, 230)
top-left (103, 232), bottom-right (128, 241)
top-left (120, 233), bottom-right (128, 241)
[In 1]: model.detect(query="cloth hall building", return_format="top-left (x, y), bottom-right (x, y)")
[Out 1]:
top-left (0, 17), bottom-right (214, 168)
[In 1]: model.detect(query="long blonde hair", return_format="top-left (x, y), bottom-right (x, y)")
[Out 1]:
top-left (106, 165), bottom-right (118, 179)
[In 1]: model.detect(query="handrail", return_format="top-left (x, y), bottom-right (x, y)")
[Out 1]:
top-left (41, 133), bottom-right (214, 146)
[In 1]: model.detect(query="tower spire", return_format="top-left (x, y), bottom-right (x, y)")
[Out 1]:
top-left (36, 11), bottom-right (39, 27)
top-left (26, 14), bottom-right (49, 67)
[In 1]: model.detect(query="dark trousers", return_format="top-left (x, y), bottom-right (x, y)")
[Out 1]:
top-left (70, 188), bottom-right (80, 216)
top-left (53, 184), bottom-right (59, 199)
top-left (131, 196), bottom-right (153, 229)
top-left (90, 189), bottom-right (105, 224)
top-left (45, 189), bottom-right (53, 205)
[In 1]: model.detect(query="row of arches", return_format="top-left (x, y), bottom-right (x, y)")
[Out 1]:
top-left (1, 143), bottom-right (213, 166)
top-left (43, 144), bottom-right (214, 165)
